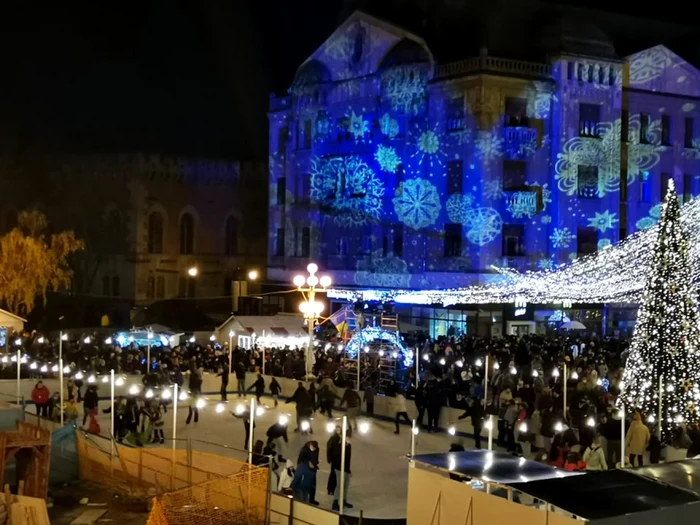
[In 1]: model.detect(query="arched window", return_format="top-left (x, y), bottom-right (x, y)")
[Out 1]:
top-left (179, 213), bottom-right (194, 254)
top-left (102, 276), bottom-right (110, 297)
top-left (156, 276), bottom-right (165, 299)
top-left (147, 276), bottom-right (155, 300)
top-left (147, 212), bottom-right (163, 254)
top-left (111, 276), bottom-right (120, 297)
top-left (5, 210), bottom-right (18, 233)
top-left (225, 216), bottom-right (238, 255)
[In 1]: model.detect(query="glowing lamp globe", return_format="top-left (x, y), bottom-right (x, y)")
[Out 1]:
top-left (552, 369), bottom-right (560, 378)
top-left (475, 358), bottom-right (482, 367)
top-left (187, 267), bottom-right (198, 277)
top-left (145, 389), bottom-right (154, 399)
top-left (179, 391), bottom-right (189, 401)
top-left (255, 405), bottom-right (266, 416)
top-left (115, 377), bottom-right (125, 387)
top-left (358, 421), bottom-right (370, 434)
top-left (293, 275), bottom-right (305, 287)
top-left (61, 333), bottom-right (68, 341)
top-left (83, 337), bottom-right (91, 344)
top-left (129, 384), bottom-right (140, 395)
top-left (326, 422), bottom-right (336, 433)
top-left (448, 426), bottom-right (456, 436)
top-left (51, 364), bottom-right (58, 372)
top-left (319, 275), bottom-right (331, 288)
top-left (228, 330), bottom-right (235, 338)
top-left (37, 337), bottom-right (44, 344)
top-left (147, 332), bottom-right (154, 340)
top-left (300, 420), bottom-right (310, 432)
top-left (195, 398), bottom-right (206, 409)
top-left (102, 376), bottom-right (109, 384)
top-left (306, 275), bottom-right (319, 287)
top-left (161, 388), bottom-right (172, 400)
top-left (235, 404), bottom-right (246, 415)
top-left (299, 302), bottom-right (310, 315)
top-left (63, 366), bottom-right (71, 374)
top-left (412, 425), bottom-right (419, 435)
top-left (105, 337), bottom-right (113, 345)
top-left (306, 263), bottom-right (318, 274)
top-left (278, 414), bottom-right (289, 426)
top-left (29, 362), bottom-right (37, 370)
top-left (216, 403), bottom-right (225, 414)
top-left (248, 270), bottom-right (259, 280)
top-left (40, 365), bottom-right (48, 373)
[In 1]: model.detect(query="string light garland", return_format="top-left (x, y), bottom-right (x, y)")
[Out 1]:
top-left (619, 181), bottom-right (700, 440)
top-left (328, 196), bottom-right (700, 305)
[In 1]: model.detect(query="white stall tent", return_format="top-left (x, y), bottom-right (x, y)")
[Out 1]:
top-left (217, 313), bottom-right (308, 349)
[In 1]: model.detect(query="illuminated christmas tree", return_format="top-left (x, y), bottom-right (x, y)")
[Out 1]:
top-left (620, 179), bottom-right (700, 439)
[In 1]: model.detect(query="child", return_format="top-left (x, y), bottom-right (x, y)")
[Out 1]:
top-left (65, 398), bottom-right (79, 424)
top-left (278, 459), bottom-right (295, 495)
top-left (270, 377), bottom-right (281, 408)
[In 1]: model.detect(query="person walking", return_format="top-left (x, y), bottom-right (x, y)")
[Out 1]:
top-left (599, 413), bottom-right (621, 468)
top-left (82, 385), bottom-right (99, 426)
top-left (235, 360), bottom-right (247, 397)
top-left (270, 377), bottom-right (282, 408)
top-left (31, 381), bottom-right (50, 418)
top-left (266, 419), bottom-right (289, 463)
top-left (297, 441), bottom-right (320, 505)
top-left (583, 434), bottom-right (608, 470)
top-left (626, 411), bottom-right (650, 467)
top-left (415, 382), bottom-right (427, 428)
top-left (248, 372), bottom-right (265, 404)
top-left (458, 397), bottom-right (485, 449)
top-left (216, 366), bottom-right (229, 402)
top-left (392, 391), bottom-right (411, 435)
top-left (326, 425), bottom-right (341, 495)
top-left (339, 387), bottom-right (362, 433)
top-left (362, 383), bottom-right (375, 416)
top-left (186, 363), bottom-right (203, 425)
top-left (232, 405), bottom-right (255, 450)
top-left (330, 432), bottom-right (353, 511)
top-left (287, 382), bottom-right (314, 434)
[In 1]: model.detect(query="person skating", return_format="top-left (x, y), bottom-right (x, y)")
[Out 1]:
top-left (330, 431), bottom-right (353, 511)
top-left (339, 387), bottom-right (361, 433)
top-left (270, 377), bottom-right (282, 407)
top-left (266, 419), bottom-right (289, 463)
top-left (248, 372), bottom-right (265, 404)
top-left (391, 390), bottom-right (411, 435)
top-left (82, 385), bottom-right (99, 426)
top-left (286, 382), bottom-right (314, 434)
top-left (235, 360), bottom-right (247, 397)
top-left (326, 425), bottom-right (341, 495)
top-left (216, 366), bottom-right (229, 402)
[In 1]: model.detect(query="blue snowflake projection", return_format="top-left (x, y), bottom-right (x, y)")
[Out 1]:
top-left (345, 327), bottom-right (413, 367)
top-left (347, 111), bottom-right (369, 142)
top-left (374, 145), bottom-right (401, 173)
top-left (409, 124), bottom-right (447, 170)
top-left (540, 215), bottom-right (552, 224)
top-left (464, 207), bottom-right (502, 246)
top-left (393, 178), bottom-right (441, 229)
top-left (532, 83), bottom-right (554, 119)
top-left (506, 192), bottom-right (539, 219)
top-left (628, 45), bottom-right (677, 85)
top-left (550, 227), bottom-right (574, 249)
top-left (597, 238), bottom-right (612, 250)
top-left (503, 128), bottom-right (538, 159)
top-left (683, 138), bottom-right (700, 160)
top-left (447, 128), bottom-right (472, 147)
top-left (649, 204), bottom-right (663, 219)
top-left (381, 65), bottom-right (427, 115)
top-left (474, 131), bottom-right (504, 162)
top-left (315, 111), bottom-right (331, 138)
top-left (379, 113), bottom-right (400, 138)
top-left (483, 180), bottom-right (505, 200)
top-left (568, 253), bottom-right (578, 261)
top-left (354, 250), bottom-right (411, 289)
top-left (524, 182), bottom-right (552, 212)
top-left (537, 257), bottom-right (555, 271)
top-left (310, 156), bottom-right (384, 227)
top-left (446, 193), bottom-right (475, 223)
top-left (555, 115), bottom-right (664, 197)
top-left (636, 216), bottom-right (657, 230)
top-left (587, 210), bottom-right (619, 233)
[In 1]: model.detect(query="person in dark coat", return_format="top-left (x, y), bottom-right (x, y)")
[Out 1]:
top-left (297, 441), bottom-right (320, 505)
top-left (326, 425), bottom-right (341, 495)
top-left (124, 397), bottom-right (143, 446)
top-left (270, 377), bottom-right (282, 407)
top-left (330, 433), bottom-right (353, 511)
top-left (82, 385), bottom-right (99, 426)
top-left (235, 361), bottom-right (247, 397)
top-left (248, 373), bottom-right (265, 403)
top-left (287, 382), bottom-right (314, 434)
top-left (415, 383), bottom-right (427, 427)
top-left (290, 460), bottom-right (316, 503)
top-left (266, 420), bottom-right (289, 462)
top-left (458, 397), bottom-right (485, 449)
top-left (216, 367), bottom-right (229, 401)
top-left (233, 405), bottom-right (255, 450)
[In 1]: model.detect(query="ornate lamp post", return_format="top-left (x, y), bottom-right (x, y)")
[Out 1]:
top-left (294, 263), bottom-right (331, 379)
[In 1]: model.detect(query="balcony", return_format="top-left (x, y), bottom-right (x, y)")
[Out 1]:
top-left (434, 55), bottom-right (552, 80)
top-left (502, 127), bottom-right (538, 159)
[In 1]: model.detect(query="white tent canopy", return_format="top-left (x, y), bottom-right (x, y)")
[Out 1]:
top-left (0, 309), bottom-right (27, 347)
top-left (217, 313), bottom-right (308, 349)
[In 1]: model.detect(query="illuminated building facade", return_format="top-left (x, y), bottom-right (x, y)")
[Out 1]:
top-left (268, 11), bottom-right (700, 336)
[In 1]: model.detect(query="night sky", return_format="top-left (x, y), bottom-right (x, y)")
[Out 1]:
top-left (0, 1), bottom-right (695, 161)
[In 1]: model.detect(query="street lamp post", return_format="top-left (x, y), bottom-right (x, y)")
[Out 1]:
top-left (147, 331), bottom-right (154, 374)
top-left (294, 263), bottom-right (331, 379)
top-left (228, 330), bottom-right (234, 376)
top-left (59, 332), bottom-right (67, 425)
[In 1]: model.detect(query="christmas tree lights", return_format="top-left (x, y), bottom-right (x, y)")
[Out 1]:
top-left (619, 181), bottom-right (700, 440)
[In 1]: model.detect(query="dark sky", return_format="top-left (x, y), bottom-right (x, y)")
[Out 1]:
top-left (0, 1), bottom-right (695, 161)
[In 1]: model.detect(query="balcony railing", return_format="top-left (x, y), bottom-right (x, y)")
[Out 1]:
top-left (434, 55), bottom-right (552, 80)
top-left (503, 127), bottom-right (538, 144)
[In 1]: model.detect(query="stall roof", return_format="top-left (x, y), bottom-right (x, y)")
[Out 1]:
top-left (509, 469), bottom-right (700, 520)
top-left (219, 314), bottom-right (307, 338)
top-left (413, 450), bottom-right (580, 484)
top-left (630, 459), bottom-right (700, 497)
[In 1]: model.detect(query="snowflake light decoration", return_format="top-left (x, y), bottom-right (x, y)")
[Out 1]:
top-left (409, 124), bottom-right (447, 170)
top-left (538, 257), bottom-right (555, 271)
top-left (374, 145), bottom-right (401, 173)
top-left (483, 180), bottom-right (506, 200)
top-left (524, 182), bottom-right (552, 212)
top-left (683, 138), bottom-right (700, 160)
top-left (474, 131), bottom-right (504, 162)
top-left (541, 215), bottom-right (552, 224)
top-left (550, 227), bottom-right (575, 249)
top-left (555, 115), bottom-right (665, 197)
top-left (506, 192), bottom-right (539, 219)
top-left (393, 178), bottom-right (441, 230)
top-left (379, 113), bottom-right (400, 139)
top-left (597, 238), bottom-right (612, 250)
top-left (446, 193), bottom-right (475, 223)
top-left (345, 327), bottom-right (413, 366)
top-left (636, 216), bottom-right (657, 231)
top-left (465, 207), bottom-right (502, 246)
top-left (650, 204), bottom-right (663, 219)
top-left (628, 46), bottom-right (676, 85)
top-left (588, 210), bottom-right (619, 233)
top-left (354, 251), bottom-right (411, 288)
top-left (347, 111), bottom-right (369, 142)
top-left (381, 65), bottom-right (427, 115)
top-left (310, 155), bottom-right (384, 227)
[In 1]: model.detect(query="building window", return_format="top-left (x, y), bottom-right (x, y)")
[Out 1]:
top-left (661, 172), bottom-right (671, 198)
top-left (503, 160), bottom-right (526, 191)
top-left (225, 216), bottom-right (238, 255)
top-left (278, 126), bottom-right (288, 154)
top-left (685, 118), bottom-right (694, 148)
top-left (577, 165), bottom-right (599, 199)
top-left (393, 225), bottom-right (403, 257)
top-left (275, 228), bottom-right (285, 256)
top-left (299, 173), bottom-right (312, 201)
top-left (621, 110), bottom-right (629, 143)
top-left (276, 177), bottom-right (286, 206)
top-left (102, 276), bottom-right (110, 297)
top-left (179, 213), bottom-right (195, 255)
top-left (502, 224), bottom-right (525, 257)
top-left (156, 276), bottom-right (165, 299)
top-left (640, 113), bottom-right (650, 144)
top-left (446, 160), bottom-right (463, 195)
top-left (577, 227), bottom-right (598, 257)
top-left (504, 97), bottom-right (528, 127)
top-left (683, 173), bottom-right (693, 204)
top-left (579, 104), bottom-right (600, 137)
top-left (446, 97), bottom-right (465, 131)
top-left (608, 67), bottom-right (615, 86)
top-left (111, 276), bottom-right (120, 297)
top-left (444, 223), bottom-right (462, 257)
top-left (598, 66), bottom-right (605, 85)
top-left (298, 120), bottom-right (312, 149)
top-left (147, 276), bottom-right (155, 300)
top-left (147, 212), bottom-right (163, 254)
top-left (361, 235), bottom-right (372, 254)
top-left (395, 164), bottom-right (404, 194)
top-left (661, 115), bottom-right (671, 146)
top-left (639, 171), bottom-right (652, 202)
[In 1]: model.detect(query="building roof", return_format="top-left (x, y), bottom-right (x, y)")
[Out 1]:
top-left (0, 309), bottom-right (27, 324)
top-left (509, 469), bottom-right (700, 520)
top-left (413, 450), bottom-right (580, 484)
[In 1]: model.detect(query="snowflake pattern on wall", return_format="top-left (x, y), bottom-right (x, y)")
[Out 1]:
top-left (628, 46), bottom-right (676, 85)
top-left (524, 182), bottom-right (553, 212)
top-left (347, 111), bottom-right (370, 142)
top-left (537, 257), bottom-right (555, 271)
top-left (682, 138), bottom-right (700, 160)
top-left (483, 180), bottom-right (506, 200)
top-left (381, 65), bottom-right (428, 115)
top-left (393, 178), bottom-right (441, 229)
top-left (555, 115), bottom-right (665, 197)
top-left (474, 131), bottom-right (504, 162)
top-left (540, 215), bottom-right (552, 224)
top-left (550, 227), bottom-right (575, 249)
top-left (649, 204), bottom-right (663, 218)
top-left (597, 238), bottom-right (612, 250)
top-left (379, 113), bottom-right (400, 138)
top-left (587, 210), bottom-right (619, 233)
top-left (310, 155), bottom-right (384, 227)
top-left (464, 207), bottom-right (502, 246)
top-left (506, 192), bottom-right (539, 219)
top-left (448, 128), bottom-right (472, 146)
top-left (354, 251), bottom-right (411, 288)
top-left (374, 145), bottom-right (401, 173)
top-left (636, 216), bottom-right (657, 230)
top-left (409, 124), bottom-right (447, 170)
top-left (446, 193), bottom-right (475, 223)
